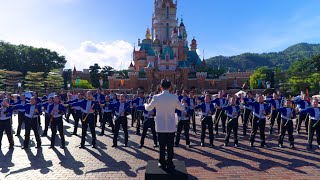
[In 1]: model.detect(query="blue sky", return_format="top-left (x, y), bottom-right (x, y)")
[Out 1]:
top-left (1, 0), bottom-right (320, 70)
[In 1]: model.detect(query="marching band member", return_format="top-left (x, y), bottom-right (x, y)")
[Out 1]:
top-left (247, 95), bottom-right (270, 148)
top-left (14, 93), bottom-right (28, 136)
top-left (111, 94), bottom-right (132, 147)
top-left (267, 93), bottom-right (282, 134)
top-left (131, 94), bottom-right (138, 127)
top-left (99, 95), bottom-right (114, 135)
top-left (300, 99), bottom-right (320, 149)
top-left (212, 91), bottom-right (228, 134)
top-left (174, 99), bottom-right (191, 148)
top-left (139, 96), bottom-right (158, 148)
top-left (294, 94), bottom-right (311, 134)
top-left (277, 100), bottom-right (296, 148)
top-left (48, 95), bottom-right (67, 149)
top-left (15, 97), bottom-right (42, 149)
top-left (195, 94), bottom-right (215, 147)
top-left (242, 91), bottom-right (254, 136)
top-left (0, 99), bottom-right (15, 149)
top-left (222, 97), bottom-right (240, 147)
top-left (41, 97), bottom-right (54, 137)
top-left (71, 91), bottom-right (99, 149)
top-left (66, 93), bottom-right (84, 135)
top-left (132, 91), bottom-right (146, 135)
top-left (94, 88), bottom-right (105, 127)
top-left (187, 91), bottom-right (197, 134)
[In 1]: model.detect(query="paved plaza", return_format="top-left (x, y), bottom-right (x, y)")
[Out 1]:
top-left (1, 114), bottom-right (320, 180)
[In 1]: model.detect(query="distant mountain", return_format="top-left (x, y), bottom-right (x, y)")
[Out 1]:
top-left (205, 43), bottom-right (320, 71)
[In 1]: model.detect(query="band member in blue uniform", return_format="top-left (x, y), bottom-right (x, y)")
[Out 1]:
top-left (99, 95), bottom-right (114, 135)
top-left (195, 94), bottom-right (216, 147)
top-left (131, 94), bottom-right (138, 127)
top-left (66, 93), bottom-right (84, 135)
top-left (175, 99), bottom-right (191, 148)
top-left (222, 97), bottom-right (240, 147)
top-left (187, 91), bottom-right (197, 134)
top-left (48, 95), bottom-right (67, 149)
top-left (300, 99), bottom-right (320, 149)
top-left (14, 93), bottom-right (28, 136)
top-left (94, 88), bottom-right (105, 127)
top-left (247, 95), bottom-right (270, 148)
top-left (294, 94), bottom-right (311, 134)
top-left (139, 98), bottom-right (158, 148)
top-left (178, 89), bottom-right (189, 102)
top-left (242, 91), bottom-right (254, 136)
top-left (41, 97), bottom-right (53, 137)
top-left (132, 91), bottom-right (146, 135)
top-left (0, 99), bottom-right (15, 149)
top-left (111, 94), bottom-right (132, 147)
top-left (15, 97), bottom-right (42, 149)
top-left (71, 91), bottom-right (99, 149)
top-left (277, 100), bottom-right (296, 148)
top-left (212, 91), bottom-right (228, 134)
top-left (267, 93), bottom-right (282, 134)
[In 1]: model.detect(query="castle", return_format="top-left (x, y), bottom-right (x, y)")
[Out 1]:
top-left (108, 0), bottom-right (251, 92)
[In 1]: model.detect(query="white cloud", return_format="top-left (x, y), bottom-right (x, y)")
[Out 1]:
top-left (0, 38), bottom-right (133, 71)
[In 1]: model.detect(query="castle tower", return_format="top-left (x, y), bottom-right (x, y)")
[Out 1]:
top-left (190, 37), bottom-right (197, 51)
top-left (152, 0), bottom-right (178, 43)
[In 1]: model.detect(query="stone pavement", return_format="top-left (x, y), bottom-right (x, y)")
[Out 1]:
top-left (1, 114), bottom-right (320, 180)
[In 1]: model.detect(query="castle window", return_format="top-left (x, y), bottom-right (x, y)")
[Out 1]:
top-left (166, 6), bottom-right (169, 19)
top-left (166, 23), bottom-right (169, 40)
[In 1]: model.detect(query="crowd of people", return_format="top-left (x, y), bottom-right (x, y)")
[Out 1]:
top-left (0, 87), bottom-right (319, 151)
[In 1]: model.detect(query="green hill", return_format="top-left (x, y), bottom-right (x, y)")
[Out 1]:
top-left (205, 43), bottom-right (320, 71)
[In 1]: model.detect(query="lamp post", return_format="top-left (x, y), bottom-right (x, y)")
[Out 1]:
top-left (67, 83), bottom-right (71, 90)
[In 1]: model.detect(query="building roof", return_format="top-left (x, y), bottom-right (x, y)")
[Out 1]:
top-left (187, 50), bottom-right (202, 66)
top-left (161, 45), bottom-right (174, 60)
top-left (147, 62), bottom-right (153, 68)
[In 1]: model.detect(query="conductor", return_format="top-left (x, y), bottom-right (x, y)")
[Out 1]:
top-left (144, 79), bottom-right (185, 171)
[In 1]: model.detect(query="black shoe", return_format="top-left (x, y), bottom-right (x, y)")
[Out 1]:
top-left (139, 144), bottom-right (144, 148)
top-left (318, 145), bottom-right (320, 149)
top-left (60, 145), bottom-right (65, 149)
top-left (112, 144), bottom-right (117, 148)
top-left (308, 145), bottom-right (312, 149)
top-left (99, 133), bottom-right (104, 136)
top-left (136, 132), bottom-right (141, 135)
top-left (290, 144), bottom-right (295, 149)
top-left (193, 131), bottom-right (197, 134)
top-left (269, 129), bottom-right (272, 135)
top-left (223, 143), bottom-right (228, 147)
top-left (79, 145), bottom-right (85, 149)
top-left (243, 133), bottom-right (246, 136)
top-left (201, 143), bottom-right (205, 147)
top-left (9, 145), bottom-right (14, 149)
top-left (22, 146), bottom-right (28, 149)
top-left (72, 133), bottom-right (77, 136)
top-left (92, 145), bottom-right (96, 149)
top-left (167, 164), bottom-right (175, 171)
top-left (174, 144), bottom-right (179, 147)
top-left (41, 133), bottom-right (47, 137)
top-left (124, 144), bottom-right (128, 147)
top-left (186, 145), bottom-right (191, 148)
top-left (279, 144), bottom-right (283, 148)
top-left (249, 142), bottom-right (254, 147)
top-left (234, 144), bottom-right (238, 147)
top-left (35, 144), bottom-right (42, 149)
top-left (215, 132), bottom-right (219, 135)
top-left (158, 162), bottom-right (166, 169)
top-left (15, 134), bottom-right (20, 137)
top-left (49, 145), bottom-right (54, 149)
top-left (210, 144), bottom-right (215, 148)
top-left (296, 130), bottom-right (300, 135)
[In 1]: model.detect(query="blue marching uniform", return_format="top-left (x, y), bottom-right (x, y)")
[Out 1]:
top-left (211, 97), bottom-right (228, 134)
top-left (48, 103), bottom-right (66, 148)
top-left (14, 99), bottom-right (28, 136)
top-left (267, 98), bottom-right (282, 134)
top-left (100, 100), bottom-right (114, 135)
top-left (71, 99), bottom-right (99, 148)
top-left (293, 99), bottom-right (311, 133)
top-left (41, 101), bottom-right (53, 136)
top-left (248, 102), bottom-right (270, 147)
top-left (222, 105), bottom-right (240, 146)
top-left (0, 105), bottom-right (15, 149)
top-left (242, 97), bottom-right (255, 135)
top-left (140, 107), bottom-right (157, 147)
top-left (175, 106), bottom-right (191, 146)
top-left (66, 98), bottom-right (84, 135)
top-left (187, 97), bottom-right (197, 133)
top-left (94, 93), bottom-right (105, 126)
top-left (111, 102), bottom-right (132, 147)
top-left (301, 107), bottom-right (320, 149)
top-left (195, 102), bottom-right (216, 147)
top-left (132, 97), bottom-right (147, 135)
top-left (277, 107), bottom-right (296, 147)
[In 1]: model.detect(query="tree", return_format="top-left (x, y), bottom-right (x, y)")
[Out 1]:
top-left (0, 41), bottom-right (66, 75)
top-left (72, 79), bottom-right (94, 89)
top-left (100, 66), bottom-right (115, 88)
top-left (89, 63), bottom-right (101, 88)
top-left (249, 66), bottom-right (275, 89)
